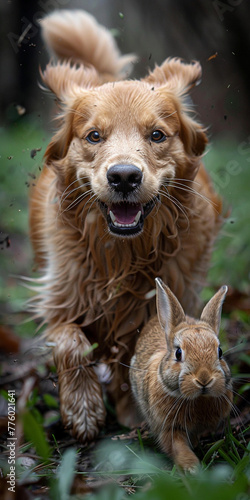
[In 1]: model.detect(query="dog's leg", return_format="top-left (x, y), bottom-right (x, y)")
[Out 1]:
top-left (50, 324), bottom-right (106, 442)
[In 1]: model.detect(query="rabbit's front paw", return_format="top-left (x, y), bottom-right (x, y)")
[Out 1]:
top-left (172, 434), bottom-right (200, 473)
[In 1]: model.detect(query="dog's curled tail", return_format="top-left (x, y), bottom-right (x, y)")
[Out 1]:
top-left (40, 10), bottom-right (136, 78)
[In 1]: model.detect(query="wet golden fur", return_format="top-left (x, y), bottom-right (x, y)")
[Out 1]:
top-left (29, 10), bottom-right (222, 441)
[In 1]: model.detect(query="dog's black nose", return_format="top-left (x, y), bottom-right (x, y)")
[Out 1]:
top-left (107, 164), bottom-right (142, 195)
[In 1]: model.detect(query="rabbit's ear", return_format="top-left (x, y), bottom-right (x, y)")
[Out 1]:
top-left (155, 278), bottom-right (186, 340)
top-left (200, 286), bottom-right (228, 336)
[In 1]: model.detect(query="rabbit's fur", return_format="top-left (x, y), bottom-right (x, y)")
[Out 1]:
top-left (130, 279), bottom-right (233, 472)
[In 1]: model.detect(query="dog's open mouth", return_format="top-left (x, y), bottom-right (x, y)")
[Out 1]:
top-left (99, 199), bottom-right (157, 236)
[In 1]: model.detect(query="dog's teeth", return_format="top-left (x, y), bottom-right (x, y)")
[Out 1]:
top-left (134, 211), bottom-right (141, 225)
top-left (109, 210), bottom-right (116, 224)
top-left (109, 210), bottom-right (142, 228)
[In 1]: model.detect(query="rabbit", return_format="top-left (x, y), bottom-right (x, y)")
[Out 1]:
top-left (129, 278), bottom-right (233, 472)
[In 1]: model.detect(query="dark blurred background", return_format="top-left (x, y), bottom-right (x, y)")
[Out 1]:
top-left (1, 0), bottom-right (250, 138)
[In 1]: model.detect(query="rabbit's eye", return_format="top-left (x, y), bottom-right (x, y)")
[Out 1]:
top-left (218, 346), bottom-right (223, 359)
top-left (175, 347), bottom-right (182, 361)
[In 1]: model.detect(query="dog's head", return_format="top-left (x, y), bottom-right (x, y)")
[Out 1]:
top-left (42, 58), bottom-right (207, 237)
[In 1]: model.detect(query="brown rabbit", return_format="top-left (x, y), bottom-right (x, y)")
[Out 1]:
top-left (130, 278), bottom-right (233, 472)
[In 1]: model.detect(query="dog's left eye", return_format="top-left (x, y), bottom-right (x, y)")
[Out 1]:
top-left (86, 130), bottom-right (102, 143)
top-left (150, 130), bottom-right (166, 143)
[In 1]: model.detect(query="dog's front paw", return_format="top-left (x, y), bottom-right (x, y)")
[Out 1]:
top-left (59, 365), bottom-right (106, 442)
top-left (51, 324), bottom-right (106, 442)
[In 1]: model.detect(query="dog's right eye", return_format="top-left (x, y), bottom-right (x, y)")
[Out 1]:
top-left (150, 130), bottom-right (166, 143)
top-left (86, 130), bottom-right (102, 143)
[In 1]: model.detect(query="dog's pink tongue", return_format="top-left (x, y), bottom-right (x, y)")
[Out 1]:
top-left (110, 203), bottom-right (141, 224)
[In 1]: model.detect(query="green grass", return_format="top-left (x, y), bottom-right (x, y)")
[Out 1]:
top-left (2, 397), bottom-right (249, 499)
top-left (1, 379), bottom-right (249, 497)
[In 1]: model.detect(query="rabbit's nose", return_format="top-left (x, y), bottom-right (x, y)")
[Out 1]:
top-left (195, 370), bottom-right (214, 390)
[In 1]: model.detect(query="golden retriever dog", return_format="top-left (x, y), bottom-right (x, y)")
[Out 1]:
top-left (29, 10), bottom-right (222, 442)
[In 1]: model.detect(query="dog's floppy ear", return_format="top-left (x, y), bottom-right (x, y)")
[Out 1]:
top-left (145, 58), bottom-right (208, 156)
top-left (40, 61), bottom-right (100, 102)
top-left (44, 116), bottom-right (74, 164)
top-left (178, 113), bottom-right (208, 157)
top-left (40, 62), bottom-right (97, 163)
top-left (145, 58), bottom-right (202, 96)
